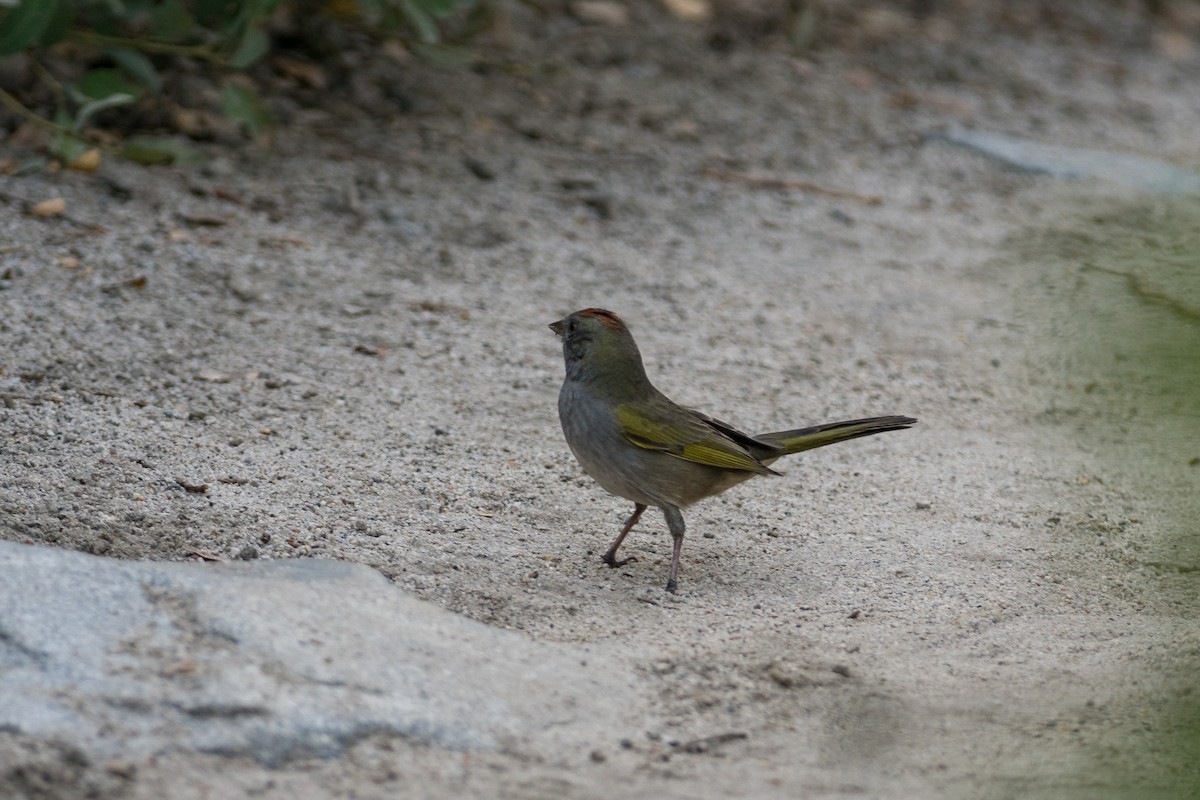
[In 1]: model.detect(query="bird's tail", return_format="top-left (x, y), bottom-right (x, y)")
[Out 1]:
top-left (758, 416), bottom-right (917, 456)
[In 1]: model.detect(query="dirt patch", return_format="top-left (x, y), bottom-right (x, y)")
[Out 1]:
top-left (2, 1), bottom-right (1198, 797)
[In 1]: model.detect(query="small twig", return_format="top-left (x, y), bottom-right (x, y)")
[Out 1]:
top-left (70, 30), bottom-right (221, 62)
top-left (29, 58), bottom-right (67, 99)
top-left (175, 477), bottom-right (210, 494)
top-left (675, 731), bottom-right (748, 754)
top-left (0, 81), bottom-right (112, 159)
top-left (184, 550), bottom-right (225, 562)
top-left (0, 88), bottom-right (59, 132)
top-left (703, 167), bottom-right (883, 206)
top-left (1141, 561), bottom-right (1200, 574)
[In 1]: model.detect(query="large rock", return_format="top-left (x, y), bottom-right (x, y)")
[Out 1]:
top-left (0, 541), bottom-right (639, 768)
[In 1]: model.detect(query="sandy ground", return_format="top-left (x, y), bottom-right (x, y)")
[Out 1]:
top-left (2, 2), bottom-right (1198, 797)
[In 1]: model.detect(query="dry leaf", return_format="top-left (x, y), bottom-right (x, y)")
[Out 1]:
top-left (661, 0), bottom-right (710, 22)
top-left (68, 149), bottom-right (102, 172)
top-left (181, 212), bottom-right (231, 227)
top-left (274, 56), bottom-right (329, 89)
top-left (571, 0), bottom-right (629, 25)
top-left (31, 197), bottom-right (66, 217)
top-left (195, 368), bottom-right (235, 383)
top-left (169, 103), bottom-right (227, 139)
top-left (175, 477), bottom-right (209, 494)
top-left (184, 549), bottom-right (223, 561)
top-left (101, 275), bottom-right (148, 293)
top-left (212, 187), bottom-right (245, 204)
top-left (258, 234), bottom-right (307, 248)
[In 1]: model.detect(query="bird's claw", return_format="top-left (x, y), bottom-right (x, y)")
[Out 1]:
top-left (602, 554), bottom-right (637, 568)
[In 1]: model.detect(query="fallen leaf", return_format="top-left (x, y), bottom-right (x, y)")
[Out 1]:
top-left (273, 55), bottom-right (328, 89)
top-left (408, 300), bottom-right (471, 319)
top-left (120, 136), bottom-right (197, 166)
top-left (213, 186), bottom-right (245, 204)
top-left (175, 477), bottom-right (209, 493)
top-left (31, 197), bottom-right (66, 217)
top-left (258, 234), bottom-right (307, 248)
top-left (100, 275), bottom-right (148, 293)
top-left (181, 211), bottom-right (231, 227)
top-left (169, 104), bottom-right (226, 139)
top-left (195, 368), bottom-right (234, 383)
top-left (184, 549), bottom-right (224, 561)
top-left (68, 149), bottom-right (102, 172)
top-left (661, 0), bottom-right (710, 22)
top-left (571, 0), bottom-right (629, 25)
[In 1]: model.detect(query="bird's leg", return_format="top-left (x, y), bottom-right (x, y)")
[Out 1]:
top-left (603, 503), bottom-right (646, 568)
top-left (662, 505), bottom-right (686, 593)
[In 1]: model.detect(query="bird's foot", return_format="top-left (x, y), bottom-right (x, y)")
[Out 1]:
top-left (665, 578), bottom-right (677, 594)
top-left (602, 553), bottom-right (637, 568)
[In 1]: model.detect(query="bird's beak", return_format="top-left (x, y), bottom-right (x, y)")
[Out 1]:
top-left (548, 319), bottom-right (565, 337)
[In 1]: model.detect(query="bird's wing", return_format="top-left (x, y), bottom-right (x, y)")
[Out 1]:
top-left (691, 410), bottom-right (781, 454)
top-left (615, 403), bottom-right (776, 475)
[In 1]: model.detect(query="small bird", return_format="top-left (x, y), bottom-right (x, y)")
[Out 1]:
top-left (549, 308), bottom-right (916, 593)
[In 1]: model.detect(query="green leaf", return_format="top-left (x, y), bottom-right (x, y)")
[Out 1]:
top-left (400, 0), bottom-right (440, 43)
top-left (194, 0), bottom-right (235, 26)
top-left (149, 0), bottom-right (196, 43)
top-left (229, 27), bottom-right (269, 69)
top-left (119, 136), bottom-right (200, 165)
top-left (49, 130), bottom-right (89, 164)
top-left (77, 68), bottom-right (142, 101)
top-left (108, 47), bottom-right (161, 94)
top-left (220, 83), bottom-right (272, 136)
top-left (39, 0), bottom-right (75, 46)
top-left (0, 0), bottom-right (59, 55)
top-left (73, 92), bottom-right (136, 131)
top-left (226, 0), bottom-right (282, 38)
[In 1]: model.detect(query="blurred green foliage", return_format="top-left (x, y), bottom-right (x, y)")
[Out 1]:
top-left (1017, 197), bottom-right (1200, 796)
top-left (0, 0), bottom-right (479, 163)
